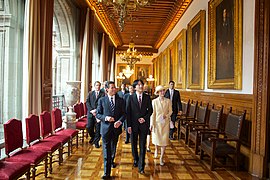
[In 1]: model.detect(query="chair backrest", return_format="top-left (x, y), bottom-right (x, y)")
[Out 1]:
top-left (188, 101), bottom-right (198, 118)
top-left (208, 106), bottom-right (223, 129)
top-left (52, 108), bottom-right (62, 131)
top-left (73, 103), bottom-right (81, 119)
top-left (181, 99), bottom-right (190, 115)
top-left (79, 102), bottom-right (84, 117)
top-left (83, 102), bottom-right (88, 116)
top-left (224, 110), bottom-right (246, 139)
top-left (40, 111), bottom-right (53, 138)
top-left (4, 119), bottom-right (23, 156)
top-left (25, 114), bottom-right (41, 145)
top-left (196, 103), bottom-right (208, 123)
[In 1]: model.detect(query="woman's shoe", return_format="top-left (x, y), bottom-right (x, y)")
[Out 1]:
top-left (154, 150), bottom-right (158, 158)
top-left (147, 147), bottom-right (151, 152)
top-left (160, 158), bottom-right (164, 166)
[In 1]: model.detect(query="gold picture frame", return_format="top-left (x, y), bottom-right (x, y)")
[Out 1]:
top-left (134, 64), bottom-right (151, 84)
top-left (168, 41), bottom-right (175, 83)
top-left (208, 0), bottom-right (242, 89)
top-left (175, 29), bottom-right (187, 89)
top-left (187, 10), bottom-right (206, 89)
top-left (116, 63), bottom-right (134, 85)
top-left (161, 49), bottom-right (169, 86)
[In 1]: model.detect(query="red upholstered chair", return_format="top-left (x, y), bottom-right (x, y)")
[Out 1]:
top-left (74, 103), bottom-right (87, 143)
top-left (26, 114), bottom-right (62, 173)
top-left (4, 119), bottom-right (48, 179)
top-left (52, 108), bottom-right (79, 153)
top-left (0, 160), bottom-right (30, 180)
top-left (83, 102), bottom-right (88, 116)
top-left (40, 111), bottom-right (70, 162)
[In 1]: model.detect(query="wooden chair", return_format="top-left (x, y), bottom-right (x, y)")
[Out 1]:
top-left (177, 100), bottom-right (190, 140)
top-left (188, 105), bottom-right (223, 154)
top-left (186, 103), bottom-right (209, 153)
top-left (26, 114), bottom-right (62, 174)
top-left (200, 110), bottom-right (246, 170)
top-left (74, 103), bottom-right (87, 143)
top-left (4, 119), bottom-right (48, 179)
top-left (179, 101), bottom-right (198, 144)
top-left (52, 108), bottom-right (79, 152)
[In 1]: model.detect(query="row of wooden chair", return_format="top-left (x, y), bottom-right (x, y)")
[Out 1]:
top-left (177, 100), bottom-right (246, 171)
top-left (74, 102), bottom-right (88, 143)
top-left (0, 108), bottom-right (78, 180)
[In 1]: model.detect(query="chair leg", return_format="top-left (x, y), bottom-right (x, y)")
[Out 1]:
top-left (44, 156), bottom-right (48, 178)
top-left (49, 153), bottom-right (53, 173)
top-left (59, 146), bottom-right (63, 164)
top-left (76, 135), bottom-right (79, 148)
top-left (26, 169), bottom-right (31, 180)
top-left (31, 165), bottom-right (36, 180)
top-left (68, 140), bottom-right (71, 156)
top-left (200, 149), bottom-right (204, 160)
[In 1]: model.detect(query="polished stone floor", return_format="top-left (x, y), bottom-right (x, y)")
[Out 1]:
top-left (33, 132), bottom-right (258, 180)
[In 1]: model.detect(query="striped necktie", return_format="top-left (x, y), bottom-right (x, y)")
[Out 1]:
top-left (110, 96), bottom-right (115, 114)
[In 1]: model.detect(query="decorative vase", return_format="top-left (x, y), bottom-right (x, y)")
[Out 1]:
top-left (64, 81), bottom-right (81, 107)
top-left (65, 107), bottom-right (76, 129)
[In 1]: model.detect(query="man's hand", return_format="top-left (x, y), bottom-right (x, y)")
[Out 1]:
top-left (138, 118), bottom-right (145, 124)
top-left (108, 117), bottom-right (115, 122)
top-left (96, 118), bottom-right (101, 123)
top-left (128, 127), bottom-right (132, 134)
top-left (90, 109), bottom-right (97, 116)
top-left (179, 111), bottom-right (183, 115)
top-left (114, 121), bottom-right (122, 128)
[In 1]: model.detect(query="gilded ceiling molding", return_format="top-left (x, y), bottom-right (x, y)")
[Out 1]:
top-left (154, 0), bottom-right (193, 49)
top-left (86, 0), bottom-right (122, 47)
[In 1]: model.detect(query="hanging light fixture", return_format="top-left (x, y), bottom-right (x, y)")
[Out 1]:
top-left (97, 0), bottom-right (154, 31)
top-left (122, 65), bottom-right (134, 78)
top-left (120, 39), bottom-right (142, 69)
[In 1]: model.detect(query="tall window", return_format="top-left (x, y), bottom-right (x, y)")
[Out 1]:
top-left (0, 0), bottom-right (25, 140)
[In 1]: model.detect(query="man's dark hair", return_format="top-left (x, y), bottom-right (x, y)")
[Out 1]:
top-left (169, 81), bottom-right (175, 84)
top-left (105, 81), bottom-right (115, 89)
top-left (132, 79), bottom-right (144, 88)
top-left (94, 81), bottom-right (101, 86)
top-left (121, 82), bottom-right (126, 86)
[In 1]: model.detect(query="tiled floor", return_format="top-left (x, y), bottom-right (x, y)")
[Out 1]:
top-left (34, 132), bottom-right (258, 180)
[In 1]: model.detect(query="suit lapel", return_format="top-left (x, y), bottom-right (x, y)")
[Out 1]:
top-left (132, 93), bottom-right (140, 110)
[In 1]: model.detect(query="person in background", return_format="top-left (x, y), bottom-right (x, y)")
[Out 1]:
top-left (150, 85), bottom-right (172, 166)
top-left (86, 81), bottom-right (105, 148)
top-left (117, 82), bottom-right (129, 98)
top-left (127, 79), bottom-right (153, 174)
top-left (164, 81), bottom-right (182, 140)
top-left (100, 81), bottom-right (107, 94)
top-left (123, 85), bottom-right (134, 144)
top-left (96, 81), bottom-right (125, 179)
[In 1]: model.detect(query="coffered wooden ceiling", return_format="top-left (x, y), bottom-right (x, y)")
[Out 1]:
top-left (85, 0), bottom-right (192, 53)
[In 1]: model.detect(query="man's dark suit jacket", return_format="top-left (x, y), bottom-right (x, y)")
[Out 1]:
top-left (165, 89), bottom-right (182, 114)
top-left (117, 90), bottom-right (129, 98)
top-left (126, 93), bottom-right (153, 132)
top-left (96, 95), bottom-right (126, 136)
top-left (86, 90), bottom-right (105, 119)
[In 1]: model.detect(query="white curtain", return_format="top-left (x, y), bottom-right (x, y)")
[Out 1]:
top-left (92, 31), bottom-right (99, 83)
top-left (80, 8), bottom-right (90, 102)
top-left (109, 48), bottom-right (115, 81)
top-left (99, 33), bottom-right (105, 82)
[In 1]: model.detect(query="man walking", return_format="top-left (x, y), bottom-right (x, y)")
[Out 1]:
top-left (86, 81), bottom-right (105, 148)
top-left (96, 81), bottom-right (125, 179)
top-left (127, 79), bottom-right (153, 174)
top-left (165, 81), bottom-right (182, 140)
top-left (123, 85), bottom-right (134, 144)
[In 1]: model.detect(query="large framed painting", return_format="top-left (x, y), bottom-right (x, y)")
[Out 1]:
top-left (161, 50), bottom-right (169, 86)
top-left (175, 29), bottom-right (187, 89)
top-left (116, 64), bottom-right (134, 85)
top-left (135, 64), bottom-right (151, 84)
top-left (187, 10), bottom-right (206, 89)
top-left (208, 0), bottom-right (242, 89)
top-left (168, 41), bottom-right (175, 82)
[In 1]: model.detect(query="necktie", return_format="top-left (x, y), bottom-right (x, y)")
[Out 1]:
top-left (96, 91), bottom-right (99, 98)
top-left (139, 95), bottom-right (142, 108)
top-left (110, 97), bottom-right (115, 114)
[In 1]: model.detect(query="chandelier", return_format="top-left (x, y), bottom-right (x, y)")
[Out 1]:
top-left (97, 0), bottom-right (154, 31)
top-left (122, 65), bottom-right (134, 78)
top-left (120, 40), bottom-right (142, 68)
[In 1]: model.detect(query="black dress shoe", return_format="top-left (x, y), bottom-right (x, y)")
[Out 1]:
top-left (133, 161), bottom-right (138, 167)
top-left (139, 170), bottom-right (145, 174)
top-left (111, 162), bottom-right (116, 168)
top-left (101, 175), bottom-right (110, 179)
top-left (125, 141), bottom-right (129, 144)
top-left (147, 148), bottom-right (151, 152)
top-left (95, 144), bottom-right (100, 148)
top-left (89, 138), bottom-right (94, 144)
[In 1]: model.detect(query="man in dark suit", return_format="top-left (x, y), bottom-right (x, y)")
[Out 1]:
top-left (123, 85), bottom-right (134, 144)
top-left (165, 81), bottom-right (183, 140)
top-left (96, 81), bottom-right (125, 179)
top-left (117, 82), bottom-right (129, 98)
top-left (127, 79), bottom-right (153, 174)
top-left (86, 81), bottom-right (105, 148)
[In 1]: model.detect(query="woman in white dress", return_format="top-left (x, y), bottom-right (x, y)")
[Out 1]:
top-left (150, 85), bottom-right (172, 166)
